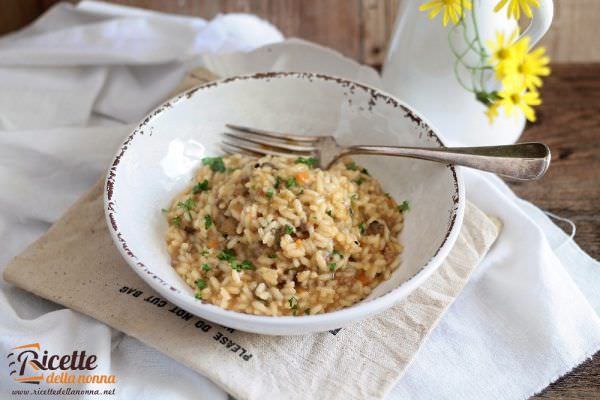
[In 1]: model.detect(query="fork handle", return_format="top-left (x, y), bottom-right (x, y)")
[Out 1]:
top-left (341, 142), bottom-right (551, 181)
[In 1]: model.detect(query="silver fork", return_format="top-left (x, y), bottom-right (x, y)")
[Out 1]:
top-left (222, 124), bottom-right (551, 181)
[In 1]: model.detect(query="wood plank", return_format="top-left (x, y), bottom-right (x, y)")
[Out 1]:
top-left (0, 0), bottom-right (46, 35)
top-left (539, 0), bottom-right (600, 63)
top-left (360, 0), bottom-right (388, 66)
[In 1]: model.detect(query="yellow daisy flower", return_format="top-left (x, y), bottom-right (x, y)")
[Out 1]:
top-left (486, 30), bottom-right (523, 80)
top-left (419, 0), bottom-right (473, 27)
top-left (486, 102), bottom-right (501, 124)
top-left (494, 0), bottom-right (540, 19)
top-left (497, 78), bottom-right (541, 122)
top-left (512, 39), bottom-right (551, 90)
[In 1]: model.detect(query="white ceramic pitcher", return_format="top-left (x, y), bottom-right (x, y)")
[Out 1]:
top-left (382, 0), bottom-right (554, 146)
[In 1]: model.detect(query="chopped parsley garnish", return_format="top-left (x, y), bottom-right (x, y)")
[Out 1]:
top-left (351, 194), bottom-right (359, 201)
top-left (217, 249), bottom-right (236, 262)
top-left (195, 292), bottom-right (202, 300)
top-left (284, 225), bottom-right (295, 235)
top-left (202, 157), bottom-right (226, 172)
top-left (161, 208), bottom-right (168, 214)
top-left (177, 198), bottom-right (197, 219)
top-left (385, 193), bottom-right (392, 198)
top-left (204, 214), bottom-right (213, 229)
top-left (359, 222), bottom-right (366, 234)
top-left (349, 207), bottom-right (354, 217)
top-left (192, 179), bottom-right (210, 194)
top-left (195, 279), bottom-right (207, 290)
top-left (346, 162), bottom-right (358, 171)
top-left (266, 188), bottom-right (274, 198)
top-left (201, 249), bottom-right (209, 256)
top-left (240, 260), bottom-right (254, 270)
top-left (288, 296), bottom-right (298, 315)
top-left (361, 167), bottom-right (370, 176)
top-left (178, 198), bottom-right (197, 212)
top-left (285, 177), bottom-right (298, 188)
top-left (274, 176), bottom-right (282, 189)
top-left (329, 262), bottom-right (337, 271)
top-left (171, 216), bottom-right (181, 226)
top-left (354, 177), bottom-right (365, 185)
top-left (304, 308), bottom-right (311, 315)
top-left (397, 200), bottom-right (410, 212)
top-left (332, 250), bottom-right (343, 257)
top-left (326, 209), bottom-right (333, 217)
top-left (295, 157), bottom-right (318, 167)
top-left (202, 263), bottom-right (211, 272)
top-left (230, 260), bottom-right (253, 272)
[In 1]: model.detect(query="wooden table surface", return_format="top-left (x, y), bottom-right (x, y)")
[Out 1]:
top-left (2, 1), bottom-right (600, 398)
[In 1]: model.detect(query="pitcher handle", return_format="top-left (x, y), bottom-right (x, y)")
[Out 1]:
top-left (520, 0), bottom-right (554, 48)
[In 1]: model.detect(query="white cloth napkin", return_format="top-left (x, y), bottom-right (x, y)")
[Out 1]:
top-left (1, 2), bottom-right (599, 399)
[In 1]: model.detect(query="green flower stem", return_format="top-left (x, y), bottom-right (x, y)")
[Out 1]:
top-left (446, 0), bottom-right (495, 104)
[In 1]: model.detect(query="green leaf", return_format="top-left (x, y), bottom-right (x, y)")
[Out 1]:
top-left (204, 214), bottom-right (213, 229)
top-left (217, 249), bottom-right (236, 262)
top-left (475, 91), bottom-right (500, 106)
top-left (274, 176), bottom-right (281, 189)
top-left (295, 157), bottom-right (318, 167)
top-left (285, 177), bottom-right (297, 188)
top-left (266, 188), bottom-right (274, 198)
top-left (359, 222), bottom-right (366, 234)
top-left (202, 263), bottom-right (211, 272)
top-left (284, 225), bottom-right (295, 235)
top-left (192, 179), bottom-right (210, 194)
top-left (397, 200), bottom-right (410, 212)
top-left (177, 198), bottom-right (197, 219)
top-left (177, 198), bottom-right (197, 212)
top-left (202, 157), bottom-right (226, 172)
top-left (171, 216), bottom-right (181, 226)
top-left (240, 260), bottom-right (254, 270)
top-left (354, 177), bottom-right (365, 185)
top-left (195, 279), bottom-right (207, 290)
top-left (361, 167), bottom-right (370, 176)
top-left (346, 162), bottom-right (358, 171)
top-left (326, 209), bottom-right (333, 217)
top-left (329, 262), bottom-right (337, 271)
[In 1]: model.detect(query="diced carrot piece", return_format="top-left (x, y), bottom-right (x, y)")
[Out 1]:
top-left (295, 239), bottom-right (303, 247)
top-left (295, 171), bottom-right (309, 184)
top-left (357, 271), bottom-right (370, 285)
top-left (208, 238), bottom-right (219, 249)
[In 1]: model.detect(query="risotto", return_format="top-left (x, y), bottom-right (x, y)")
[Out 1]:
top-left (164, 154), bottom-right (407, 316)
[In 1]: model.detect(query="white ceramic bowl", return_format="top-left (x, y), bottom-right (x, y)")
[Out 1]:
top-left (104, 72), bottom-right (465, 335)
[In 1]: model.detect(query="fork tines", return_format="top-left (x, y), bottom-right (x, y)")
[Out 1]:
top-left (222, 124), bottom-right (319, 159)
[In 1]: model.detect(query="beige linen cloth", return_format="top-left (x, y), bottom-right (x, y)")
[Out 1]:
top-left (3, 69), bottom-right (501, 400)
